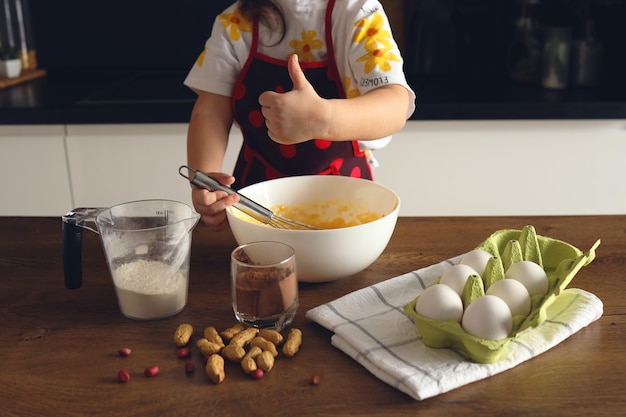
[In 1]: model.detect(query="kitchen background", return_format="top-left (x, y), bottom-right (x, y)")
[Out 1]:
top-left (2, 0), bottom-right (625, 217)
top-left (22, 0), bottom-right (626, 89)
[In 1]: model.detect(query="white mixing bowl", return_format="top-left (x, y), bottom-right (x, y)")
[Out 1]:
top-left (226, 176), bottom-right (400, 282)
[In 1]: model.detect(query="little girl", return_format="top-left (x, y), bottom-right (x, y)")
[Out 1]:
top-left (185, 0), bottom-right (415, 230)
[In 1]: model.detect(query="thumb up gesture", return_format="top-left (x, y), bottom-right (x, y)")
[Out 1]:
top-left (259, 54), bottom-right (330, 144)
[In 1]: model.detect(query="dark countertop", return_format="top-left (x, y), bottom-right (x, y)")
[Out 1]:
top-left (2, 68), bottom-right (626, 125)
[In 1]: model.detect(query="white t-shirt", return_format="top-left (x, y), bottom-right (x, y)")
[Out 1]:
top-left (184, 0), bottom-right (416, 154)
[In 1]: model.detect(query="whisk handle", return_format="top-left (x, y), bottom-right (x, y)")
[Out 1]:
top-left (180, 166), bottom-right (273, 224)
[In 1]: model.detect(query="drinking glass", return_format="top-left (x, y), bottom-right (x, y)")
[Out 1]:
top-left (231, 241), bottom-right (298, 331)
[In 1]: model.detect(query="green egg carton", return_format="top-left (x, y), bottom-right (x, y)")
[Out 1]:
top-left (404, 225), bottom-right (600, 364)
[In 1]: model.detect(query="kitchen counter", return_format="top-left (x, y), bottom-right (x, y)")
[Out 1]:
top-left (1, 215), bottom-right (624, 416)
top-left (1, 69), bottom-right (626, 124)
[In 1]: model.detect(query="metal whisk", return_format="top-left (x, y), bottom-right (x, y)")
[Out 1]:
top-left (179, 166), bottom-right (318, 230)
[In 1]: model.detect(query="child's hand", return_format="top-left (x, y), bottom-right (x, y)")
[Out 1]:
top-left (258, 54), bottom-right (331, 144)
top-left (190, 172), bottom-right (240, 231)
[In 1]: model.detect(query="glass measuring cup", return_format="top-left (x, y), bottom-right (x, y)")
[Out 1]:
top-left (62, 199), bottom-right (200, 320)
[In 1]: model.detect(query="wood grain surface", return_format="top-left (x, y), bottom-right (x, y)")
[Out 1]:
top-left (1, 216), bottom-right (624, 417)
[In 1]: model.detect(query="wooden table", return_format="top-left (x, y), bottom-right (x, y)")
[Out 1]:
top-left (1, 216), bottom-right (624, 416)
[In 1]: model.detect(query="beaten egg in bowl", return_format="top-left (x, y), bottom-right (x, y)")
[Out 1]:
top-left (233, 199), bottom-right (384, 229)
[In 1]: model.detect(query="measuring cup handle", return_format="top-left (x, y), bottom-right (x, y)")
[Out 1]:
top-left (61, 208), bottom-right (101, 289)
top-left (62, 221), bottom-right (84, 289)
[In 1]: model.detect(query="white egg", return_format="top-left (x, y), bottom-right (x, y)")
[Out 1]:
top-left (462, 295), bottom-right (513, 341)
top-left (440, 264), bottom-right (480, 296)
top-left (414, 284), bottom-right (464, 323)
top-left (486, 278), bottom-right (531, 316)
top-left (505, 260), bottom-right (549, 296)
top-left (459, 249), bottom-right (493, 276)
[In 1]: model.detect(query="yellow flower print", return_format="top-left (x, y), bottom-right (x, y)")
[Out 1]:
top-left (288, 30), bottom-right (323, 62)
top-left (344, 77), bottom-right (360, 99)
top-left (356, 43), bottom-right (401, 73)
top-left (196, 49), bottom-right (206, 68)
top-left (353, 12), bottom-right (393, 51)
top-left (219, 7), bottom-right (252, 41)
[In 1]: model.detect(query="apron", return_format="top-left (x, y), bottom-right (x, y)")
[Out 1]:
top-left (231, 0), bottom-right (373, 189)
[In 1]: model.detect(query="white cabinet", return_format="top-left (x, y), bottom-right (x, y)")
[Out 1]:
top-left (65, 124), bottom-right (193, 208)
top-left (373, 120), bottom-right (626, 216)
top-left (0, 125), bottom-right (72, 216)
top-left (2, 120), bottom-right (624, 217)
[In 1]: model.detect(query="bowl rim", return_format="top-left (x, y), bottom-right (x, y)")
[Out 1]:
top-left (226, 176), bottom-right (401, 232)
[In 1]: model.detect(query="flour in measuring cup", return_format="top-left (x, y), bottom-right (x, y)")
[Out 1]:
top-left (112, 260), bottom-right (187, 320)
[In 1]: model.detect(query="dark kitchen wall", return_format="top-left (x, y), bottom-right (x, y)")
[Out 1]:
top-left (402, 0), bottom-right (626, 84)
top-left (27, 0), bottom-right (626, 85)
top-left (404, 0), bottom-right (508, 77)
top-left (28, 0), bottom-right (233, 70)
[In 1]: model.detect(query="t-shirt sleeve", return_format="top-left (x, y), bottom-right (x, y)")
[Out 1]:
top-left (183, 4), bottom-right (245, 97)
top-left (332, 0), bottom-right (416, 119)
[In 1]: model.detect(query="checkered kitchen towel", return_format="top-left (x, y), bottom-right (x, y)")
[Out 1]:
top-left (305, 256), bottom-right (603, 400)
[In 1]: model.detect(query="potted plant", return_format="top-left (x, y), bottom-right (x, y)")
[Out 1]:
top-left (0, 47), bottom-right (22, 78)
